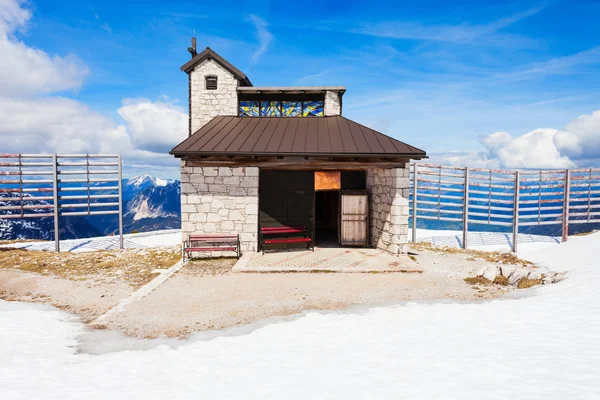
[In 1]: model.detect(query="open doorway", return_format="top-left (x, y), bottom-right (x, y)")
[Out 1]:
top-left (315, 190), bottom-right (340, 247)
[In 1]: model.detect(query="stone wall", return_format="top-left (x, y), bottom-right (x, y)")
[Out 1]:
top-left (180, 162), bottom-right (259, 253)
top-left (324, 90), bottom-right (342, 116)
top-left (189, 59), bottom-right (240, 134)
top-left (366, 166), bottom-right (411, 254)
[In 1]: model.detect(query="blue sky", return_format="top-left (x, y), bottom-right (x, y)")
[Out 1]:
top-left (2, 0), bottom-right (600, 177)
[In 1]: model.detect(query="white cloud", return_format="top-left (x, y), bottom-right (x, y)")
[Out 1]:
top-left (117, 98), bottom-right (188, 154)
top-left (248, 15), bottom-right (272, 62)
top-left (0, 0), bottom-right (186, 179)
top-left (0, 96), bottom-right (184, 168)
top-left (351, 4), bottom-right (546, 48)
top-left (431, 110), bottom-right (600, 170)
top-left (0, 0), bottom-right (89, 96)
top-left (482, 129), bottom-right (575, 169)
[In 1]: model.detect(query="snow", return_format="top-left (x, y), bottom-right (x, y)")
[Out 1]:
top-left (1, 229), bottom-right (181, 252)
top-left (417, 228), bottom-right (563, 254)
top-left (1, 231), bottom-right (600, 398)
top-left (126, 174), bottom-right (169, 187)
top-left (3, 227), bottom-right (564, 254)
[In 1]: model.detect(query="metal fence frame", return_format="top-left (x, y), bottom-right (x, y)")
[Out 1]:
top-left (410, 163), bottom-right (600, 252)
top-left (0, 154), bottom-right (123, 251)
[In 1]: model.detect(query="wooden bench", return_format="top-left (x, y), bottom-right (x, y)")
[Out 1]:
top-left (183, 234), bottom-right (240, 261)
top-left (260, 226), bottom-right (314, 254)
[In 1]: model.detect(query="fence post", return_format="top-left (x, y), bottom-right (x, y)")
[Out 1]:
top-left (117, 154), bottom-right (124, 250)
top-left (562, 169), bottom-right (571, 242)
top-left (52, 154), bottom-right (60, 252)
top-left (411, 163), bottom-right (418, 244)
top-left (463, 167), bottom-right (469, 250)
top-left (512, 171), bottom-right (520, 253)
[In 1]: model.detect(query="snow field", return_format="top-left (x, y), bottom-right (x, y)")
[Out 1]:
top-left (0, 231), bottom-right (599, 399)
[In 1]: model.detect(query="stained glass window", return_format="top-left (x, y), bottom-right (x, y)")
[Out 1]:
top-left (239, 96), bottom-right (325, 117)
top-left (260, 101), bottom-right (281, 116)
top-left (282, 101), bottom-right (302, 117)
top-left (303, 101), bottom-right (324, 117)
top-left (239, 101), bottom-right (259, 117)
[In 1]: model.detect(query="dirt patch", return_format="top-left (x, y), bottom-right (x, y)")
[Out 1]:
top-left (181, 258), bottom-right (236, 276)
top-left (0, 246), bottom-right (181, 288)
top-left (1, 242), bottom-right (528, 339)
top-left (0, 269), bottom-right (132, 322)
top-left (94, 245), bottom-right (519, 338)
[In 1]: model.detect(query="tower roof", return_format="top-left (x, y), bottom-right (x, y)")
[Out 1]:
top-left (180, 47), bottom-right (252, 86)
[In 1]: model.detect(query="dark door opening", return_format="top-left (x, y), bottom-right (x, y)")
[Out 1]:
top-left (315, 190), bottom-right (340, 247)
top-left (259, 170), bottom-right (315, 251)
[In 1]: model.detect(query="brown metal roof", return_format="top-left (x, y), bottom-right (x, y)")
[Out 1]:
top-left (170, 116), bottom-right (426, 159)
top-left (180, 47), bottom-right (252, 86)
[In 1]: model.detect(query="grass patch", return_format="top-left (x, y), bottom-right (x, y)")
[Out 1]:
top-left (412, 241), bottom-right (535, 268)
top-left (572, 230), bottom-right (597, 237)
top-left (493, 275), bottom-right (509, 286)
top-left (0, 246), bottom-right (181, 288)
top-left (464, 276), bottom-right (492, 285)
top-left (517, 278), bottom-right (542, 289)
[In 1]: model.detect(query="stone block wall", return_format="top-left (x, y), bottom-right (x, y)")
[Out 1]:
top-left (324, 90), bottom-right (342, 116)
top-left (189, 59), bottom-right (239, 134)
top-left (180, 162), bottom-right (259, 253)
top-left (366, 166), bottom-right (411, 254)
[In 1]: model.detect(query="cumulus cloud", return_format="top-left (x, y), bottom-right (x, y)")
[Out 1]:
top-left (0, 0), bottom-right (89, 96)
top-left (0, 0), bottom-right (187, 178)
top-left (117, 98), bottom-right (188, 153)
top-left (432, 110), bottom-right (600, 169)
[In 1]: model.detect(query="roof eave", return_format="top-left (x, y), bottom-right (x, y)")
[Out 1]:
top-left (170, 150), bottom-right (427, 159)
top-left (180, 47), bottom-right (252, 86)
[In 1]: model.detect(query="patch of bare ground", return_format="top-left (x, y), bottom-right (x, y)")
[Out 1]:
top-left (0, 269), bottom-right (132, 322)
top-left (0, 242), bottom-right (531, 339)
top-left (0, 239), bottom-right (45, 245)
top-left (411, 241), bottom-right (535, 268)
top-left (0, 245), bottom-right (181, 288)
top-left (0, 245), bottom-right (182, 322)
top-left (97, 245), bottom-right (523, 338)
top-left (181, 258), bottom-right (236, 276)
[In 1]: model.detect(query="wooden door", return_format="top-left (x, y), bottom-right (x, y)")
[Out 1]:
top-left (340, 190), bottom-right (368, 246)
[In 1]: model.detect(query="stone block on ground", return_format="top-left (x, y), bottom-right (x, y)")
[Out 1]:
top-left (482, 265), bottom-right (500, 281)
top-left (528, 271), bottom-right (542, 281)
top-left (501, 266), bottom-right (516, 278)
top-left (508, 269), bottom-right (529, 286)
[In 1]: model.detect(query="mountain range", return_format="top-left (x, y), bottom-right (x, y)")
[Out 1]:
top-left (0, 175), bottom-right (181, 241)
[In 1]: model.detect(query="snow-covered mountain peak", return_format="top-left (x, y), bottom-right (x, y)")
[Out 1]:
top-left (126, 174), bottom-right (169, 188)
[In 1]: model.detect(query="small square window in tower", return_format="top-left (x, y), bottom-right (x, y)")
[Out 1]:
top-left (205, 75), bottom-right (218, 90)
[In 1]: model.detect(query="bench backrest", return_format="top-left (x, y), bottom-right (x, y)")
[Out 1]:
top-left (189, 234), bottom-right (238, 241)
top-left (261, 226), bottom-right (306, 234)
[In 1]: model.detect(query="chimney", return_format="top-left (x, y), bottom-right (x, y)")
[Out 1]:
top-left (187, 37), bottom-right (197, 58)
